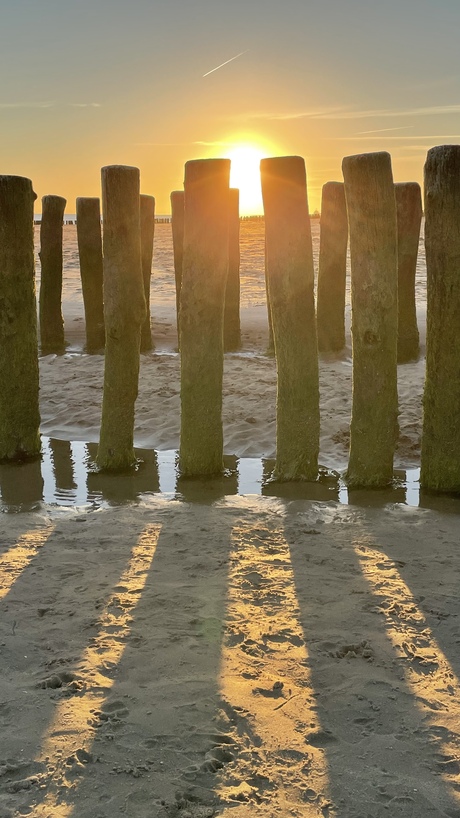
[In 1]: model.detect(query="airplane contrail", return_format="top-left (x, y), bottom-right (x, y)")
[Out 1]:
top-left (203, 51), bottom-right (247, 78)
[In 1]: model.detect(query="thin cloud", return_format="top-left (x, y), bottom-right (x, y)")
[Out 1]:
top-left (243, 104), bottom-right (460, 122)
top-left (330, 134), bottom-right (460, 141)
top-left (357, 126), bottom-right (414, 135)
top-left (203, 51), bottom-right (247, 78)
top-left (0, 101), bottom-right (56, 109)
top-left (68, 102), bottom-right (101, 108)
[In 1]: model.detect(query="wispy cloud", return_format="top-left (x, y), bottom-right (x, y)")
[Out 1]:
top-left (243, 104), bottom-right (460, 122)
top-left (356, 126), bottom-right (414, 135)
top-left (0, 101), bottom-right (56, 109)
top-left (0, 101), bottom-right (101, 110)
top-left (330, 134), bottom-right (460, 141)
top-left (203, 51), bottom-right (247, 78)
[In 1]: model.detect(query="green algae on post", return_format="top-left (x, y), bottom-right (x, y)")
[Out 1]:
top-left (317, 181), bottom-right (348, 354)
top-left (76, 196), bottom-right (105, 352)
top-left (224, 187), bottom-right (241, 352)
top-left (0, 175), bottom-right (41, 461)
top-left (170, 189), bottom-right (184, 339)
top-left (97, 165), bottom-right (146, 471)
top-left (421, 145), bottom-right (460, 493)
top-left (140, 194), bottom-right (155, 353)
top-left (342, 151), bottom-right (398, 487)
top-left (261, 155), bottom-right (319, 481)
top-left (395, 182), bottom-right (422, 363)
top-left (39, 194), bottom-right (67, 354)
top-left (179, 158), bottom-right (230, 476)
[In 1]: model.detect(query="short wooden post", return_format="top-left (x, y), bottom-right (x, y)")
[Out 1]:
top-left (76, 197), bottom-right (105, 352)
top-left (342, 151), bottom-right (398, 487)
top-left (421, 145), bottom-right (460, 492)
top-left (179, 159), bottom-right (230, 476)
top-left (0, 176), bottom-right (41, 461)
top-left (39, 194), bottom-right (66, 354)
top-left (97, 165), bottom-right (146, 471)
top-left (395, 182), bottom-right (422, 363)
top-left (224, 188), bottom-right (241, 351)
top-left (317, 181), bottom-right (348, 353)
top-left (140, 194), bottom-right (155, 352)
top-left (170, 190), bottom-right (184, 337)
top-left (260, 156), bottom-right (319, 481)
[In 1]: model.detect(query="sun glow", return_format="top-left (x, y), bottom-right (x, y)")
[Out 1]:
top-left (210, 137), bottom-right (279, 216)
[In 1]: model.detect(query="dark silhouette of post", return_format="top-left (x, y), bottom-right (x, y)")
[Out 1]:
top-left (97, 165), bottom-right (146, 471)
top-left (140, 194), bottom-right (155, 352)
top-left (170, 190), bottom-right (184, 338)
top-left (76, 197), bottom-right (105, 352)
top-left (224, 187), bottom-right (241, 351)
top-left (39, 194), bottom-right (66, 354)
top-left (260, 156), bottom-right (319, 481)
top-left (0, 176), bottom-right (41, 461)
top-left (421, 145), bottom-right (460, 492)
top-left (317, 181), bottom-right (348, 353)
top-left (179, 159), bottom-right (230, 476)
top-left (395, 182), bottom-right (422, 363)
top-left (342, 151), bottom-right (398, 487)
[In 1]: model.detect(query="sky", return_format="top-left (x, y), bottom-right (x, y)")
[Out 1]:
top-left (1, 0), bottom-right (460, 214)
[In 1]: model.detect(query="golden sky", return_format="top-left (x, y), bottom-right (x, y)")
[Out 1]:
top-left (2, 0), bottom-right (460, 214)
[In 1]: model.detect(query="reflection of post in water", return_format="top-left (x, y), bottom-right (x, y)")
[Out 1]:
top-left (0, 459), bottom-right (44, 506)
top-left (347, 470), bottom-right (407, 507)
top-left (262, 461), bottom-right (340, 502)
top-left (87, 444), bottom-right (159, 503)
top-left (49, 439), bottom-right (76, 493)
top-left (176, 455), bottom-right (238, 503)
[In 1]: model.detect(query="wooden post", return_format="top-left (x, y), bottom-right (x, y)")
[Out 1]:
top-left (342, 151), bottom-right (398, 487)
top-left (170, 190), bottom-right (184, 338)
top-left (395, 182), bottom-right (422, 363)
top-left (97, 165), bottom-right (146, 471)
top-left (224, 187), bottom-right (241, 351)
top-left (179, 159), bottom-right (230, 476)
top-left (260, 156), bottom-right (319, 481)
top-left (0, 176), bottom-right (41, 461)
top-left (317, 181), bottom-right (348, 353)
top-left (76, 197), bottom-right (105, 352)
top-left (39, 194), bottom-right (66, 354)
top-left (421, 145), bottom-right (460, 492)
top-left (264, 249), bottom-right (275, 355)
top-left (140, 194), bottom-right (155, 352)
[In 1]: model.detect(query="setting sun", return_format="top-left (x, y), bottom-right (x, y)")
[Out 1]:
top-left (206, 137), bottom-right (279, 216)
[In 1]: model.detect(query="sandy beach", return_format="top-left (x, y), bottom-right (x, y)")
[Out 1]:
top-left (1, 220), bottom-right (460, 818)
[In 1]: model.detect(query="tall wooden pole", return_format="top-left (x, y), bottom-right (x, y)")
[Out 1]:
top-left (0, 176), bottom-right (41, 461)
top-left (97, 165), bottom-right (146, 471)
top-left (76, 196), bottom-right (105, 352)
top-left (170, 190), bottom-right (184, 339)
top-left (39, 194), bottom-right (66, 354)
top-left (261, 156), bottom-right (320, 481)
top-left (224, 187), bottom-right (241, 352)
top-left (342, 151), bottom-right (398, 487)
top-left (395, 182), bottom-right (422, 363)
top-left (421, 145), bottom-right (460, 492)
top-left (317, 181), bottom-right (348, 354)
top-left (179, 159), bottom-right (230, 476)
top-left (140, 194), bottom-right (155, 352)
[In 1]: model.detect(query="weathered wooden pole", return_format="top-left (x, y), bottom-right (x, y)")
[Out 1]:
top-left (97, 165), bottom-right (146, 471)
top-left (76, 196), bottom-right (105, 352)
top-left (342, 151), bottom-right (398, 487)
top-left (395, 182), bottom-right (422, 363)
top-left (260, 156), bottom-right (320, 481)
top-left (317, 181), bottom-right (348, 353)
top-left (140, 194), bottom-right (155, 352)
top-left (224, 187), bottom-right (241, 352)
top-left (421, 145), bottom-right (460, 492)
top-left (170, 190), bottom-right (184, 337)
top-left (39, 194), bottom-right (66, 354)
top-left (264, 249), bottom-right (275, 355)
top-left (179, 159), bottom-right (230, 476)
top-left (0, 176), bottom-right (41, 461)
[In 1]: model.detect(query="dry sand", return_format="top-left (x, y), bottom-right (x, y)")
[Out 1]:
top-left (1, 221), bottom-right (460, 818)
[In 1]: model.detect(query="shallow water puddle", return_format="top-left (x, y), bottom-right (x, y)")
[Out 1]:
top-left (0, 437), bottom-right (458, 513)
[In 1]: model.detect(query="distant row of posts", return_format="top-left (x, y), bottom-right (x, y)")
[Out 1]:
top-left (0, 146), bottom-right (459, 493)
